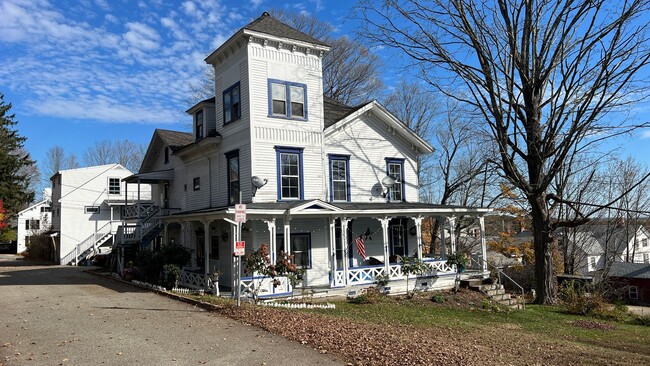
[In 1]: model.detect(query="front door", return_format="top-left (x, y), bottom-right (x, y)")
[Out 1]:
top-left (389, 218), bottom-right (408, 259)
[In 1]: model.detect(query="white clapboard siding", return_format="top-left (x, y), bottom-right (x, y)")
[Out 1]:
top-left (325, 114), bottom-right (420, 203)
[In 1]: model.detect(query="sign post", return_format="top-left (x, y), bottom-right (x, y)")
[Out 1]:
top-left (234, 199), bottom-right (246, 306)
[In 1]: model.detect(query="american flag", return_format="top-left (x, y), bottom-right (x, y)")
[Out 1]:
top-left (355, 235), bottom-right (367, 260)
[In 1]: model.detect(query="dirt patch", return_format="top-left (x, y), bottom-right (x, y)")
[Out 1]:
top-left (570, 320), bottom-right (616, 331)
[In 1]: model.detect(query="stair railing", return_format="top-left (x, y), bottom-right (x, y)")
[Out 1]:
top-left (60, 221), bottom-right (113, 265)
top-left (471, 256), bottom-right (525, 310)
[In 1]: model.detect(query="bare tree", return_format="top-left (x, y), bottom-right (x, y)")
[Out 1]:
top-left (358, 0), bottom-right (650, 304)
top-left (42, 146), bottom-right (79, 179)
top-left (83, 140), bottom-right (146, 173)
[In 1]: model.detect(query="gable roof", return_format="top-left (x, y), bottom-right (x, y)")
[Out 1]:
top-left (156, 129), bottom-right (193, 152)
top-left (323, 99), bottom-right (434, 154)
top-left (244, 12), bottom-right (329, 47)
top-left (609, 262), bottom-right (650, 279)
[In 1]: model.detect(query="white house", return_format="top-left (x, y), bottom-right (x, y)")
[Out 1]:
top-left (116, 12), bottom-right (491, 297)
top-left (16, 189), bottom-right (52, 253)
top-left (50, 164), bottom-right (151, 265)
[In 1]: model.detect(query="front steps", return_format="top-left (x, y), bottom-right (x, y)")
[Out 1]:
top-left (461, 278), bottom-right (523, 309)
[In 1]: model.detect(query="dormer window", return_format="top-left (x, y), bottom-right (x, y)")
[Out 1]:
top-left (268, 80), bottom-right (307, 120)
top-left (195, 110), bottom-right (204, 139)
top-left (223, 82), bottom-right (241, 125)
top-left (164, 147), bottom-right (169, 164)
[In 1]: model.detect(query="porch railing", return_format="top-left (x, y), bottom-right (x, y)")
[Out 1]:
top-left (123, 203), bottom-right (156, 220)
top-left (333, 259), bottom-right (455, 287)
top-left (240, 276), bottom-right (292, 299)
top-left (178, 269), bottom-right (219, 295)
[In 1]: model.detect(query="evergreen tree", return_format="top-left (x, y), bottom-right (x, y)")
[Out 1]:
top-left (0, 93), bottom-right (35, 221)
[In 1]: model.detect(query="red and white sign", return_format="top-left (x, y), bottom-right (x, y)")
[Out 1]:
top-left (234, 241), bottom-right (245, 256)
top-left (235, 204), bottom-right (246, 222)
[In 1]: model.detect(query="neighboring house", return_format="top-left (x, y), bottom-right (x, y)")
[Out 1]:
top-left (16, 189), bottom-right (52, 253)
top-left (51, 164), bottom-right (150, 265)
top-left (116, 12), bottom-right (490, 297)
top-left (608, 262), bottom-right (650, 305)
top-left (561, 224), bottom-right (650, 275)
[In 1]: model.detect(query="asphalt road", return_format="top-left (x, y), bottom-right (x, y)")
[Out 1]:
top-left (0, 254), bottom-right (342, 366)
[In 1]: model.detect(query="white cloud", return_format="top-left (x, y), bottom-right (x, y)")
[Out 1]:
top-left (123, 22), bottom-right (160, 51)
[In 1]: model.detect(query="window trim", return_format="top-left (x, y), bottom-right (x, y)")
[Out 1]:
top-left (267, 79), bottom-right (308, 120)
top-left (108, 177), bottom-right (121, 195)
top-left (226, 149), bottom-right (240, 205)
top-left (629, 286), bottom-right (639, 300)
top-left (195, 110), bottom-right (204, 139)
top-left (275, 146), bottom-right (304, 201)
top-left (276, 232), bottom-right (312, 269)
top-left (385, 158), bottom-right (406, 202)
top-left (193, 177), bottom-right (201, 191)
top-left (84, 206), bottom-right (100, 214)
top-left (328, 154), bottom-right (351, 202)
top-left (223, 82), bottom-right (241, 125)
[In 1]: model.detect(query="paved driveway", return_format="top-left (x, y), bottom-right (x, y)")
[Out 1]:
top-left (0, 255), bottom-right (342, 366)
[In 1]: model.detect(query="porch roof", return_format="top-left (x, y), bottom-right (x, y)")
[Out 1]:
top-left (123, 169), bottom-right (175, 183)
top-left (161, 199), bottom-right (490, 221)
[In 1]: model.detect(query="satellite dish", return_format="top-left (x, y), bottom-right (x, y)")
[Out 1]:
top-left (251, 176), bottom-right (268, 188)
top-left (382, 175), bottom-right (396, 188)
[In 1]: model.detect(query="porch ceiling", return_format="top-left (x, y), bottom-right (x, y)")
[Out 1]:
top-left (123, 169), bottom-right (175, 183)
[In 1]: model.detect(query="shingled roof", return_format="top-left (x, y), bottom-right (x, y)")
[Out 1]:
top-left (323, 96), bottom-right (371, 129)
top-left (156, 129), bottom-right (193, 152)
top-left (244, 12), bottom-right (329, 47)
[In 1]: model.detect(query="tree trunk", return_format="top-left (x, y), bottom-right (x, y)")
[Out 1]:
top-left (529, 195), bottom-right (555, 304)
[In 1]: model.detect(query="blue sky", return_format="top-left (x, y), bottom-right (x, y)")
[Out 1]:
top-left (0, 0), bottom-right (355, 181)
top-left (2, 0), bottom-right (650, 189)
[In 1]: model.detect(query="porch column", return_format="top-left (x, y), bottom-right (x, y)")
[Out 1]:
top-left (283, 218), bottom-right (291, 256)
top-left (328, 217), bottom-right (336, 287)
top-left (163, 222), bottom-right (169, 245)
top-left (380, 217), bottom-right (390, 275)
top-left (449, 216), bottom-right (457, 254)
top-left (341, 218), bottom-right (350, 286)
top-left (414, 216), bottom-right (423, 260)
top-left (438, 216), bottom-right (447, 259)
top-left (264, 219), bottom-right (276, 262)
top-left (202, 219), bottom-right (211, 290)
top-left (479, 216), bottom-right (487, 272)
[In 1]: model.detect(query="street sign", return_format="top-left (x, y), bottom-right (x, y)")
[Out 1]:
top-left (234, 241), bottom-right (245, 256)
top-left (235, 203), bottom-right (246, 222)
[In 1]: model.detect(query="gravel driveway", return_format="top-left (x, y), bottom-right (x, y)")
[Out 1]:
top-left (0, 254), bottom-right (342, 366)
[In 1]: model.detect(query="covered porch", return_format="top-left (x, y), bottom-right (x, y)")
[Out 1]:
top-left (158, 200), bottom-right (490, 299)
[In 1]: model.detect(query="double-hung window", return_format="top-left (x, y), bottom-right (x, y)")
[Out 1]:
top-left (386, 158), bottom-right (405, 202)
top-left (329, 155), bottom-right (350, 202)
top-left (226, 150), bottom-right (239, 205)
top-left (223, 82), bottom-right (241, 124)
top-left (268, 80), bottom-right (307, 120)
top-left (195, 110), bottom-right (204, 139)
top-left (276, 233), bottom-right (311, 269)
top-left (108, 178), bottom-right (120, 195)
top-left (275, 146), bottom-right (303, 200)
top-left (193, 177), bottom-right (200, 191)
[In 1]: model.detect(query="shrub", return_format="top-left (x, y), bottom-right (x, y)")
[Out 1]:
top-left (162, 264), bottom-right (181, 289)
top-left (632, 315), bottom-right (650, 327)
top-left (348, 287), bottom-right (382, 305)
top-left (431, 293), bottom-right (445, 303)
top-left (374, 273), bottom-right (390, 288)
top-left (25, 233), bottom-right (53, 262)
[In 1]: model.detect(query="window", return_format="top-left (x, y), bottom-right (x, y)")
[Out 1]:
top-left (193, 177), bottom-right (200, 191)
top-left (644, 253), bottom-right (650, 264)
top-left (25, 220), bottom-right (40, 230)
top-left (329, 155), bottom-right (350, 202)
top-left (389, 218), bottom-right (408, 257)
top-left (40, 206), bottom-right (51, 213)
top-left (275, 146), bottom-right (303, 200)
top-left (589, 256), bottom-right (597, 271)
top-left (108, 178), bottom-right (120, 195)
top-left (223, 82), bottom-right (241, 124)
top-left (268, 80), bottom-right (307, 119)
top-left (84, 206), bottom-right (100, 214)
top-left (211, 236), bottom-right (219, 260)
top-left (642, 238), bottom-right (648, 247)
top-left (386, 158), bottom-right (405, 202)
top-left (276, 233), bottom-right (311, 269)
top-left (164, 147), bottom-right (169, 164)
top-left (226, 150), bottom-right (239, 205)
top-left (629, 286), bottom-right (639, 300)
top-left (195, 110), bottom-right (204, 139)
